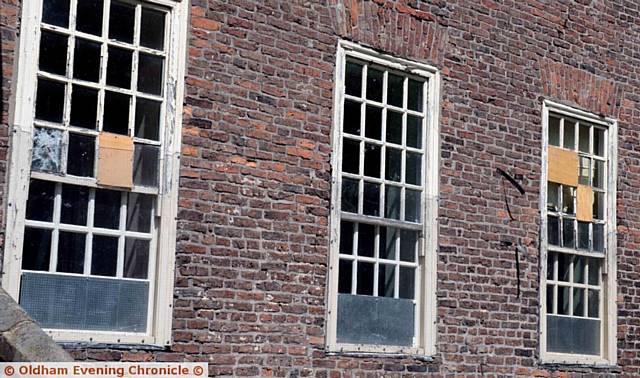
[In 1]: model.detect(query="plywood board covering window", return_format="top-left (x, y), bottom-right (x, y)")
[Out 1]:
top-left (98, 133), bottom-right (134, 188)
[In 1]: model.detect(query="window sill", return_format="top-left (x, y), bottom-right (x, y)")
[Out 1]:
top-left (326, 350), bottom-right (434, 362)
top-left (58, 341), bottom-right (167, 351)
top-left (540, 353), bottom-right (617, 369)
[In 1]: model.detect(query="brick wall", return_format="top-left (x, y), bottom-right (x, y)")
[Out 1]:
top-left (4, 0), bottom-right (640, 376)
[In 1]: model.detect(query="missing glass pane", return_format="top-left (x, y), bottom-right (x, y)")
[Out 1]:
top-left (124, 238), bottom-right (150, 279)
top-left (407, 79), bottom-right (423, 112)
top-left (385, 147), bottom-right (401, 182)
top-left (140, 8), bottom-right (166, 50)
top-left (26, 179), bottom-right (55, 222)
top-left (31, 127), bottom-right (62, 173)
top-left (42, 0), bottom-right (70, 28)
top-left (107, 46), bottom-right (133, 89)
top-left (67, 134), bottom-right (95, 177)
top-left (73, 38), bottom-right (101, 83)
top-left (386, 111), bottom-right (402, 144)
top-left (405, 189), bottom-right (421, 222)
top-left (345, 62), bottom-right (363, 97)
top-left (378, 264), bottom-right (395, 298)
top-left (548, 116), bottom-right (560, 147)
top-left (366, 68), bottom-right (383, 102)
top-left (365, 105), bottom-right (382, 140)
top-left (385, 185), bottom-right (400, 220)
top-left (399, 266), bottom-right (415, 299)
top-left (21, 227), bottom-right (52, 271)
top-left (387, 73), bottom-right (403, 107)
top-left (138, 53), bottom-right (164, 95)
top-left (103, 91), bottom-right (130, 135)
top-left (338, 259), bottom-right (353, 294)
top-left (363, 182), bottom-right (380, 217)
top-left (357, 223), bottom-right (375, 258)
top-left (76, 0), bottom-right (104, 36)
top-left (126, 192), bottom-right (154, 233)
top-left (133, 144), bottom-right (160, 187)
top-left (94, 189), bottom-right (122, 229)
top-left (562, 185), bottom-right (575, 215)
top-left (356, 261), bottom-right (374, 295)
top-left (109, 1), bottom-right (135, 43)
top-left (343, 100), bottom-right (361, 135)
top-left (57, 231), bottom-right (86, 274)
top-left (135, 98), bottom-right (161, 141)
top-left (339, 221), bottom-right (354, 255)
top-left (39, 31), bottom-right (68, 76)
top-left (341, 138), bottom-right (359, 174)
top-left (363, 143), bottom-right (380, 178)
top-left (341, 178), bottom-right (358, 213)
top-left (70, 85), bottom-right (98, 129)
top-left (61, 184), bottom-right (89, 225)
top-left (91, 235), bottom-right (118, 277)
top-left (35, 79), bottom-right (65, 123)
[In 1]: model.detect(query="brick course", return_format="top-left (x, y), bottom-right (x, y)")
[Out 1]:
top-left (2, 0), bottom-right (640, 376)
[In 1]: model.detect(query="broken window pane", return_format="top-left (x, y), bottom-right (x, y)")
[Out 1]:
top-left (73, 38), bottom-right (101, 83)
top-left (345, 62), bottom-right (363, 97)
top-left (548, 116), bottom-right (560, 147)
top-left (365, 105), bottom-right (382, 140)
top-left (356, 261), bottom-right (374, 295)
top-left (378, 264), bottom-right (395, 298)
top-left (387, 73), bottom-right (403, 107)
top-left (593, 128), bottom-right (605, 156)
top-left (124, 238), bottom-right (149, 279)
top-left (36, 79), bottom-right (65, 123)
top-left (338, 259), bottom-right (353, 294)
top-left (135, 98), bottom-right (161, 141)
top-left (385, 185), bottom-right (400, 220)
top-left (547, 182), bottom-right (559, 212)
top-left (562, 218), bottom-right (575, 249)
top-left (133, 144), bottom-right (159, 187)
top-left (61, 184), bottom-right (89, 225)
top-left (558, 285), bottom-right (570, 315)
top-left (42, 0), bottom-right (70, 27)
top-left (366, 68), bottom-right (383, 102)
top-left (563, 119), bottom-right (575, 150)
top-left (39, 31), bottom-right (68, 76)
top-left (588, 258), bottom-right (600, 285)
top-left (67, 133), bottom-right (95, 177)
top-left (400, 230), bottom-right (417, 262)
top-left (103, 91), bottom-right (130, 135)
top-left (26, 179), bottom-right (55, 222)
top-left (547, 216), bottom-right (560, 246)
top-left (558, 253), bottom-right (571, 282)
top-left (578, 221), bottom-right (590, 250)
top-left (573, 256), bottom-right (585, 284)
top-left (109, 1), bottom-right (135, 43)
top-left (407, 79), bottom-right (423, 112)
top-left (94, 189), bottom-right (121, 229)
top-left (379, 227), bottom-right (397, 260)
top-left (362, 182), bottom-right (380, 217)
top-left (341, 178), bottom-right (358, 213)
top-left (385, 147), bottom-right (401, 182)
top-left (357, 223), bottom-right (375, 258)
top-left (579, 157), bottom-right (590, 185)
top-left (363, 143), bottom-right (380, 178)
top-left (137, 53), bottom-right (164, 95)
top-left (386, 111), bottom-right (402, 145)
top-left (578, 124), bottom-right (590, 153)
top-left (21, 227), bottom-right (52, 271)
top-left (593, 224), bottom-right (604, 252)
top-left (91, 235), bottom-right (118, 277)
top-left (343, 100), bottom-right (361, 135)
top-left (573, 288), bottom-right (585, 316)
top-left (405, 152), bottom-right (421, 185)
top-left (70, 85), bottom-right (98, 129)
top-left (126, 192), bottom-right (153, 233)
top-left (31, 127), bottom-right (62, 173)
top-left (341, 138), bottom-right (359, 174)
top-left (588, 290), bottom-right (599, 318)
top-left (339, 221), bottom-right (354, 255)
top-left (406, 115), bottom-right (422, 149)
top-left (140, 8), bottom-right (166, 50)
top-left (593, 160), bottom-right (604, 189)
top-left (107, 46), bottom-right (133, 89)
top-left (399, 266), bottom-right (415, 299)
top-left (57, 231), bottom-right (86, 274)
top-left (405, 189), bottom-right (421, 222)
top-left (562, 185), bottom-right (575, 214)
top-left (76, 0), bottom-right (103, 36)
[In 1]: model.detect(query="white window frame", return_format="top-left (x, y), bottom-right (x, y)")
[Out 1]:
top-left (325, 40), bottom-right (440, 356)
top-left (539, 100), bottom-right (617, 365)
top-left (1, 0), bottom-right (189, 346)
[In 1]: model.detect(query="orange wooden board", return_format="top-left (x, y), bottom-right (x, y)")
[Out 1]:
top-left (97, 132), bottom-right (134, 188)
top-left (548, 146), bottom-right (578, 186)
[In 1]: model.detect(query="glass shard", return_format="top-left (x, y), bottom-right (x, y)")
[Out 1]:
top-left (31, 127), bottom-right (62, 173)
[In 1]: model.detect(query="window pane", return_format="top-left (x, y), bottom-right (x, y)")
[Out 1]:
top-left (21, 227), bottom-right (52, 271)
top-left (547, 182), bottom-right (559, 212)
top-left (76, 0), bottom-right (104, 36)
top-left (67, 134), bottom-right (95, 177)
top-left (341, 138), bottom-right (359, 174)
top-left (379, 227), bottom-right (397, 260)
top-left (362, 182), bottom-right (380, 217)
top-left (400, 230), bottom-right (417, 262)
top-left (365, 105), bottom-right (382, 140)
top-left (140, 8), bottom-right (166, 50)
top-left (573, 256), bottom-right (585, 284)
top-left (406, 115), bottom-right (422, 148)
top-left (593, 160), bottom-right (604, 189)
top-left (547, 216), bottom-right (560, 246)
top-left (357, 223), bottom-right (375, 258)
top-left (338, 259), bottom-right (352, 294)
top-left (126, 192), bottom-right (154, 233)
top-left (133, 144), bottom-right (160, 187)
top-left (366, 68), bottom-right (383, 102)
top-left (562, 185), bottom-right (575, 215)
top-left (386, 110), bottom-right (402, 144)
top-left (339, 221), bottom-right (354, 255)
top-left (385, 147), bottom-right (401, 182)
top-left (593, 128), bottom-right (605, 157)
top-left (363, 143), bottom-right (380, 178)
top-left (109, 1), bottom-right (135, 43)
top-left (73, 38), bottom-right (101, 82)
top-left (558, 286), bottom-right (570, 315)
top-left (385, 186), bottom-right (400, 220)
top-left (341, 178), bottom-right (358, 213)
top-left (26, 179), bottom-right (55, 222)
top-left (124, 238), bottom-right (149, 279)
top-left (345, 62), bottom-right (363, 97)
top-left (39, 31), bottom-right (68, 76)
top-left (593, 191), bottom-right (604, 220)
top-left (94, 189), bottom-right (121, 229)
top-left (578, 124), bottom-right (590, 153)
top-left (70, 85), bottom-right (98, 129)
top-left (573, 288), bottom-right (585, 317)
top-left (399, 266), bottom-right (415, 299)
top-left (137, 53), bottom-right (164, 95)
top-left (343, 100), bottom-right (361, 135)
top-left (57, 231), bottom-right (86, 274)
top-left (42, 0), bottom-right (70, 27)
top-left (36, 79), bottom-right (65, 123)
top-left (387, 73), bottom-right (403, 107)
top-left (578, 221), bottom-right (590, 250)
top-left (356, 261), bottom-right (374, 295)
top-left (558, 253), bottom-right (571, 282)
top-left (405, 189), bottom-right (421, 222)
top-left (593, 224), bottom-right (604, 252)
top-left (547, 252), bottom-right (555, 280)
top-left (579, 157), bottom-right (590, 185)
top-left (91, 235), bottom-right (118, 277)
top-left (60, 184), bottom-right (89, 225)
top-left (378, 264), bottom-right (395, 298)
top-left (588, 290), bottom-right (599, 318)
top-left (546, 285), bottom-right (555, 314)
top-left (134, 98), bottom-right (161, 140)
top-left (588, 258), bottom-right (600, 285)
top-left (563, 119), bottom-right (575, 149)
top-left (405, 152), bottom-right (421, 185)
top-left (407, 79), bottom-right (423, 112)
top-left (562, 218), bottom-right (575, 249)
top-left (107, 46), bottom-right (133, 89)
top-left (103, 91), bottom-right (130, 135)
top-left (548, 116), bottom-right (560, 147)
top-left (31, 127), bottom-right (62, 173)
